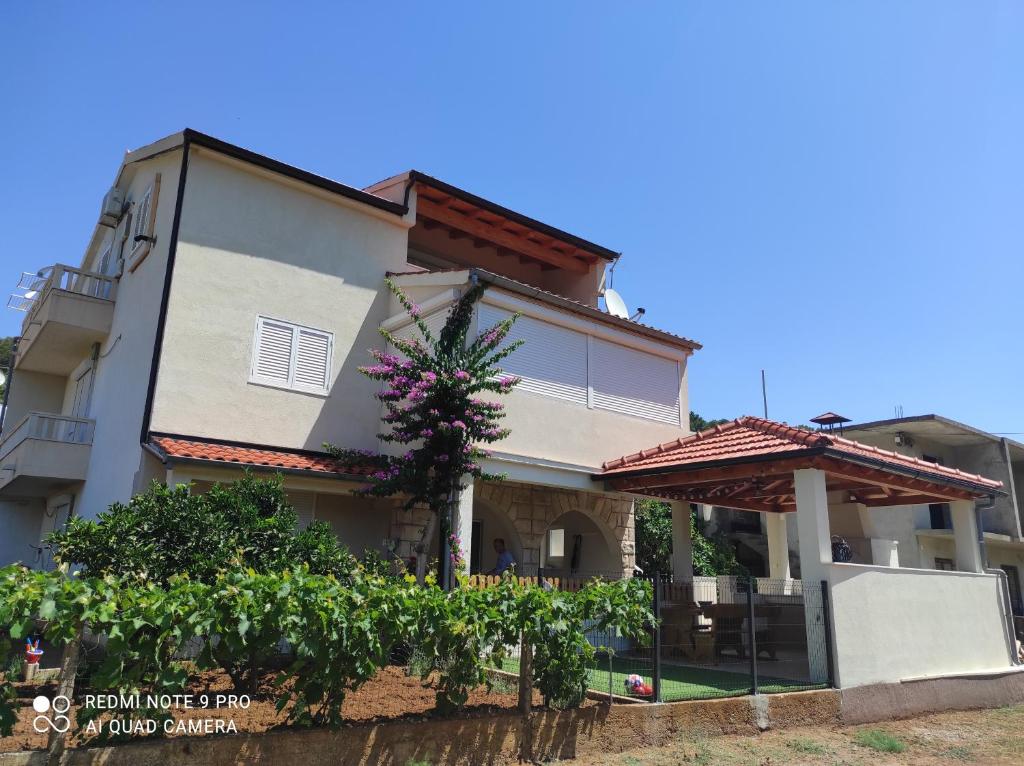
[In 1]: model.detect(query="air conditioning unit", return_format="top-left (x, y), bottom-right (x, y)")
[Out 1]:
top-left (98, 187), bottom-right (126, 228)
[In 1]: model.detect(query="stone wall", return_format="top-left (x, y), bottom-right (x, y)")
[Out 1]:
top-left (475, 481), bottom-right (635, 577)
top-left (386, 481), bottom-right (637, 577)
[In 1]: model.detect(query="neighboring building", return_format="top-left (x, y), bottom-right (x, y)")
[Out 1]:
top-left (842, 415), bottom-right (1024, 617)
top-left (0, 130), bottom-right (700, 577)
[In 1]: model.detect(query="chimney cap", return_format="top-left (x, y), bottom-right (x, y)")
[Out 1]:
top-left (810, 412), bottom-right (851, 428)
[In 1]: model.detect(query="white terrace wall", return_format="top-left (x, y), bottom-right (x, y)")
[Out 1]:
top-left (828, 563), bottom-right (1015, 688)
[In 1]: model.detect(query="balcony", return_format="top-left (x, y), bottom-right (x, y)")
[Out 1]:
top-left (0, 413), bottom-right (94, 496)
top-left (11, 265), bottom-right (116, 375)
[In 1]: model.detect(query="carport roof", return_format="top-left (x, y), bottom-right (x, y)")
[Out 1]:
top-left (597, 417), bottom-right (1003, 513)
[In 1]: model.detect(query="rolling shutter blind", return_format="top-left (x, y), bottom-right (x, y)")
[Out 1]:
top-left (295, 329), bottom-right (331, 391)
top-left (254, 320), bottom-right (294, 385)
top-left (478, 304), bottom-right (588, 405)
top-left (289, 491), bottom-right (316, 529)
top-left (393, 308), bottom-right (450, 343)
top-left (590, 339), bottom-right (680, 424)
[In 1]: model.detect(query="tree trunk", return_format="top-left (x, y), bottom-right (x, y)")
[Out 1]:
top-left (518, 635), bottom-right (533, 761)
top-left (46, 624), bottom-right (82, 766)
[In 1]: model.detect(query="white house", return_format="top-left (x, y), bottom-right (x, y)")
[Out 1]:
top-left (0, 130), bottom-right (699, 578)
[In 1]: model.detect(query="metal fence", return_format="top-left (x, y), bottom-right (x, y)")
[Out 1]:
top-left (490, 570), bottom-right (833, 704)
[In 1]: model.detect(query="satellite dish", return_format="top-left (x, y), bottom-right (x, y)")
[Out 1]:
top-left (603, 288), bottom-right (630, 319)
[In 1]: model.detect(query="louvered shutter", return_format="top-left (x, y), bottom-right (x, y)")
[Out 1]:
top-left (478, 304), bottom-right (588, 405)
top-left (133, 186), bottom-right (152, 246)
top-left (590, 339), bottom-right (681, 424)
top-left (295, 329), bottom-right (331, 391)
top-left (253, 319), bottom-right (295, 385)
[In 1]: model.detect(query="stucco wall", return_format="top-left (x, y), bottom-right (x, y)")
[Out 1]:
top-left (150, 149), bottom-right (410, 451)
top-left (0, 499), bottom-right (44, 566)
top-left (828, 563), bottom-right (1015, 688)
top-left (3, 371), bottom-right (65, 428)
top-left (496, 385), bottom-right (689, 470)
top-left (73, 151), bottom-right (185, 519)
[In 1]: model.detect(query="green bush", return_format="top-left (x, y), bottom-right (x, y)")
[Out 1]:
top-left (0, 565), bottom-right (653, 738)
top-left (45, 474), bottom-right (356, 584)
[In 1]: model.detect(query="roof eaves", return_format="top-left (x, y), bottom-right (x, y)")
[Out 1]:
top-left (181, 129), bottom-right (408, 217)
top-left (407, 170), bottom-right (620, 261)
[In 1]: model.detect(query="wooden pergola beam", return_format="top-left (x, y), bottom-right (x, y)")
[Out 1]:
top-left (417, 197), bottom-right (591, 273)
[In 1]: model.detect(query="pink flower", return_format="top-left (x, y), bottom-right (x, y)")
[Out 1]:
top-left (454, 370), bottom-right (470, 381)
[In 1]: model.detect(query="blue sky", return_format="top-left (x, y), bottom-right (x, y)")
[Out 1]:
top-left (2, 2), bottom-right (1021, 433)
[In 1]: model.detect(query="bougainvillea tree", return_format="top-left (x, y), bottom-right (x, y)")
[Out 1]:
top-left (327, 277), bottom-right (521, 587)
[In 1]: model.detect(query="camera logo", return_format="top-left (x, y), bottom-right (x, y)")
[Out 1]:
top-left (32, 695), bottom-right (71, 733)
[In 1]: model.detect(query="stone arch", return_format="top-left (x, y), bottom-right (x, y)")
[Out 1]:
top-left (475, 481), bottom-right (636, 577)
top-left (472, 496), bottom-right (525, 574)
top-left (541, 509), bottom-right (619, 574)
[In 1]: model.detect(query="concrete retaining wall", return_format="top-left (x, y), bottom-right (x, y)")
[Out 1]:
top-left (839, 668), bottom-right (1024, 724)
top-left (0, 690), bottom-right (839, 766)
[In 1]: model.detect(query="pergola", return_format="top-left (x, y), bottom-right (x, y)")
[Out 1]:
top-left (597, 417), bottom-right (1004, 582)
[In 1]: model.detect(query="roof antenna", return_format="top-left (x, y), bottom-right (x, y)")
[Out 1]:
top-left (761, 369), bottom-right (768, 419)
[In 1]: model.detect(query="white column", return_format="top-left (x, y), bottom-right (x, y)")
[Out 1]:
top-left (951, 499), bottom-right (982, 573)
top-left (670, 501), bottom-right (694, 579)
top-left (793, 468), bottom-right (832, 684)
top-left (765, 512), bottom-right (791, 580)
top-left (794, 468), bottom-right (832, 584)
top-left (452, 477), bottom-right (475, 575)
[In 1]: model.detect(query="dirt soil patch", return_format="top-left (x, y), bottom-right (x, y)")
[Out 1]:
top-left (585, 703), bottom-right (1024, 766)
top-left (1, 665), bottom-right (560, 753)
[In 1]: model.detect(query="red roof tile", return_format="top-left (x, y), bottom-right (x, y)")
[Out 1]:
top-left (600, 416), bottom-right (1003, 492)
top-left (149, 435), bottom-right (375, 477)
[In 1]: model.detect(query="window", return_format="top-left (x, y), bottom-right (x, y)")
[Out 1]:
top-left (127, 174), bottom-right (160, 271)
top-left (250, 317), bottom-right (333, 395)
top-left (929, 503), bottom-right (952, 530)
top-left (935, 557), bottom-right (955, 571)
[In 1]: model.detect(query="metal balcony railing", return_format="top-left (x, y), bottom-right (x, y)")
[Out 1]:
top-left (0, 412), bottom-right (95, 461)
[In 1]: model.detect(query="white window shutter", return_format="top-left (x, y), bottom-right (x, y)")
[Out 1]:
top-left (295, 329), bottom-right (331, 391)
top-left (254, 320), bottom-right (295, 385)
top-left (479, 304), bottom-right (588, 405)
top-left (590, 339), bottom-right (681, 424)
top-left (133, 186), bottom-right (152, 244)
